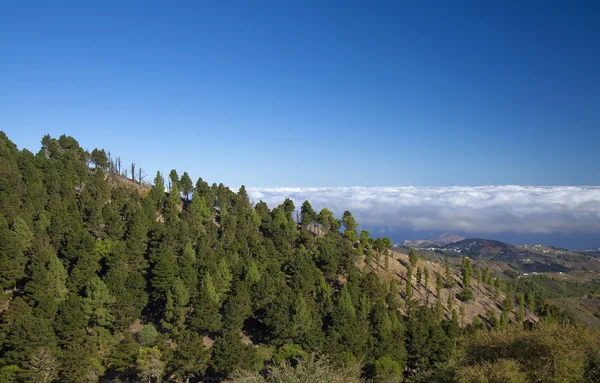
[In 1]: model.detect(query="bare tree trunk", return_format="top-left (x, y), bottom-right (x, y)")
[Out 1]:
top-left (138, 167), bottom-right (146, 184)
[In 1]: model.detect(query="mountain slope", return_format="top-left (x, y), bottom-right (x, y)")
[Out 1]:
top-left (360, 249), bottom-right (537, 325)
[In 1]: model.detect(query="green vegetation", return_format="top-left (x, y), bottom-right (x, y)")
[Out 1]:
top-left (0, 132), bottom-right (599, 382)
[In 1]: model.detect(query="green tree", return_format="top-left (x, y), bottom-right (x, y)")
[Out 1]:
top-left (149, 171), bottom-right (166, 209)
top-left (139, 323), bottom-right (159, 347)
top-left (318, 208), bottom-right (339, 232)
top-left (504, 285), bottom-right (514, 312)
top-left (136, 347), bottom-right (165, 383)
top-left (211, 330), bottom-right (260, 377)
top-left (405, 265), bottom-right (413, 303)
top-left (188, 273), bottom-right (222, 333)
top-left (168, 169), bottom-right (179, 191)
top-left (483, 266), bottom-right (492, 286)
top-left (172, 330), bottom-right (210, 382)
top-left (373, 357), bottom-right (403, 383)
top-left (461, 256), bottom-right (473, 288)
top-left (445, 264), bottom-right (454, 287)
top-left (179, 171), bottom-right (193, 201)
top-left (516, 292), bottom-right (525, 322)
top-left (150, 248), bottom-right (178, 310)
top-left (82, 276), bottom-right (115, 328)
top-left (25, 347), bottom-right (59, 383)
top-left (300, 200), bottom-right (317, 227)
top-left (0, 216), bottom-right (29, 290)
top-left (435, 273), bottom-right (444, 319)
top-left (178, 241), bottom-right (198, 297)
top-left (476, 267), bottom-right (483, 283)
top-left (409, 249), bottom-right (418, 267)
top-left (89, 148), bottom-right (108, 169)
top-left (499, 309), bottom-right (509, 328)
top-left (222, 281), bottom-right (252, 332)
top-left (386, 280), bottom-right (401, 312)
top-left (107, 333), bottom-right (140, 379)
top-left (24, 242), bottom-right (68, 320)
top-left (365, 247), bottom-right (374, 272)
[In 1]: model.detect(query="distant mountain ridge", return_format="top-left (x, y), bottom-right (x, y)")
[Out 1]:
top-left (401, 233), bottom-right (465, 248)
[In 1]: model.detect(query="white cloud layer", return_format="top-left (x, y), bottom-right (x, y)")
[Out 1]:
top-left (247, 186), bottom-right (600, 234)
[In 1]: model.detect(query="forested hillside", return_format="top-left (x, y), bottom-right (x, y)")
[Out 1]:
top-left (1, 132), bottom-right (599, 383)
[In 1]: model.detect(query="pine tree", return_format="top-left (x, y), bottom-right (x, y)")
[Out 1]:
top-left (445, 264), bottom-right (454, 287)
top-left (2, 297), bottom-right (58, 371)
top-left (0, 216), bottom-right (29, 290)
top-left (516, 292), bottom-right (525, 322)
top-left (405, 266), bottom-right (413, 304)
top-left (435, 291), bottom-right (444, 320)
top-left (436, 271), bottom-right (443, 296)
top-left (370, 299), bottom-right (393, 359)
top-left (163, 182), bottom-right (181, 226)
top-left (107, 332), bottom-right (140, 379)
top-left (150, 248), bottom-right (178, 310)
top-left (499, 309), bottom-right (509, 328)
top-left (210, 330), bottom-right (260, 377)
top-left (82, 276), bottom-right (115, 328)
top-left (188, 273), bottom-right (222, 333)
top-left (484, 266), bottom-right (492, 286)
top-left (332, 285), bottom-right (356, 325)
top-left (384, 249), bottom-right (389, 270)
top-left (461, 256), bottom-right (472, 288)
top-left (222, 281), bottom-right (252, 332)
top-left (476, 267), bottom-right (483, 283)
top-left (24, 241), bottom-right (68, 320)
top-left (172, 330), bottom-right (210, 382)
top-left (178, 241), bottom-right (198, 297)
top-left (148, 171), bottom-right (166, 209)
top-left (179, 171), bottom-right (193, 201)
top-left (300, 200), bottom-right (317, 227)
top-left (365, 247), bottom-right (374, 272)
top-left (163, 277), bottom-right (190, 334)
top-left (504, 285), bottom-right (514, 312)
top-left (136, 347), bottom-right (165, 383)
top-left (168, 169), bottom-right (179, 192)
top-left (409, 249), bottom-right (418, 267)
top-left (386, 280), bottom-right (401, 312)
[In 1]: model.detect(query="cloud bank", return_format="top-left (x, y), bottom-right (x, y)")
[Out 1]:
top-left (247, 186), bottom-right (600, 234)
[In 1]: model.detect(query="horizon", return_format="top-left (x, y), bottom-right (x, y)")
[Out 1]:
top-left (4, 133), bottom-right (600, 250)
top-left (2, 1), bottom-right (599, 249)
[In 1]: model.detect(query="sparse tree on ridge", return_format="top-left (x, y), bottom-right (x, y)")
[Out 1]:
top-left (180, 171), bottom-right (193, 201)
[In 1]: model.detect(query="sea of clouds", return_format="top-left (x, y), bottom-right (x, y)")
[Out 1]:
top-left (246, 186), bottom-right (600, 234)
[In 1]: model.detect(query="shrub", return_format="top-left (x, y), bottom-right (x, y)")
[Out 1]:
top-left (225, 354), bottom-right (363, 383)
top-left (457, 288), bottom-right (474, 302)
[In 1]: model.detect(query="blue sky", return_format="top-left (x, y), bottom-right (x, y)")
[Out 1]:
top-left (1, 0), bottom-right (599, 188)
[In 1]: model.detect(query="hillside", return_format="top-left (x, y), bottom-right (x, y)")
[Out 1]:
top-left (401, 237), bottom-right (600, 280)
top-left (363, 249), bottom-right (537, 325)
top-left (0, 132), bottom-right (594, 383)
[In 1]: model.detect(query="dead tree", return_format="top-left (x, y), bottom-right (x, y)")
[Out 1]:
top-left (130, 162), bottom-right (136, 181)
top-left (137, 167), bottom-right (146, 184)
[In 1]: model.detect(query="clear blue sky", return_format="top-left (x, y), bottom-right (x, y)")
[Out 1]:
top-left (1, 0), bottom-right (599, 188)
